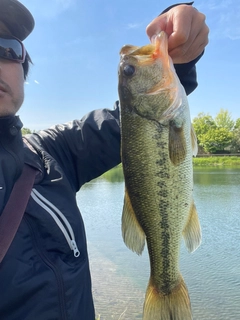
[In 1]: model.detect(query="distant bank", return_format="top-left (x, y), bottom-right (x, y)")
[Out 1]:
top-left (102, 156), bottom-right (240, 182)
top-left (193, 155), bottom-right (240, 167)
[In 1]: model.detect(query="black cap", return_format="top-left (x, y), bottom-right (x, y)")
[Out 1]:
top-left (0, 0), bottom-right (35, 40)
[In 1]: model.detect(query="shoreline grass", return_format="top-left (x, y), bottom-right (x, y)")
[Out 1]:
top-left (193, 156), bottom-right (240, 167)
top-left (103, 156), bottom-right (240, 177)
top-left (101, 156), bottom-right (240, 181)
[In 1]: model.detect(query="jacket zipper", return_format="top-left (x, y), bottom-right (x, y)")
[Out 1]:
top-left (31, 188), bottom-right (80, 257)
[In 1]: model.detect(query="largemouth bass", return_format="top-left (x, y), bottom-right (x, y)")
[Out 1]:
top-left (118, 31), bottom-right (201, 320)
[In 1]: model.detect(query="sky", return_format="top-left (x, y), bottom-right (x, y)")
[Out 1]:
top-left (18, 0), bottom-right (240, 131)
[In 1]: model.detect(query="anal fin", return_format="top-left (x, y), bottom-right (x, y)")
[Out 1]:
top-left (182, 200), bottom-right (202, 253)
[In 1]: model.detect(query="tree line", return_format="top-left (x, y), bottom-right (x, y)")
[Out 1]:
top-left (192, 109), bottom-right (240, 154)
top-left (22, 108), bottom-right (240, 154)
top-left (21, 128), bottom-right (32, 135)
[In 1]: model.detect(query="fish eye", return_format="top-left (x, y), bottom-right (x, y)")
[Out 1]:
top-left (123, 65), bottom-right (135, 77)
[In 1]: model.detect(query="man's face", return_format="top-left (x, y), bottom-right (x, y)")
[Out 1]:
top-left (0, 22), bottom-right (25, 117)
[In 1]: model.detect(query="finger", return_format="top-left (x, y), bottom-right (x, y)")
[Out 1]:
top-left (146, 6), bottom-right (195, 49)
top-left (170, 42), bottom-right (204, 63)
top-left (146, 14), bottom-right (170, 41)
top-left (169, 26), bottom-right (209, 63)
top-left (169, 10), bottom-right (209, 63)
top-left (167, 7), bottom-right (196, 52)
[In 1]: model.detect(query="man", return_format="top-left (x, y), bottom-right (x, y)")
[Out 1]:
top-left (0, 0), bottom-right (208, 319)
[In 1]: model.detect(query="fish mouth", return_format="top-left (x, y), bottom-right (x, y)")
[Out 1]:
top-left (119, 32), bottom-right (170, 69)
top-left (151, 31), bottom-right (168, 48)
top-left (151, 31), bottom-right (170, 66)
top-left (122, 31), bottom-right (168, 54)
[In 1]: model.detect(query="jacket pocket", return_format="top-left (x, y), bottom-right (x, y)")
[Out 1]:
top-left (31, 188), bottom-right (80, 258)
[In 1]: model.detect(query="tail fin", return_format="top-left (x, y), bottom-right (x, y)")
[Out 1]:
top-left (143, 276), bottom-right (192, 320)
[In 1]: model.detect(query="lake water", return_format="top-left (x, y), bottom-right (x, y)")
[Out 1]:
top-left (77, 167), bottom-right (240, 320)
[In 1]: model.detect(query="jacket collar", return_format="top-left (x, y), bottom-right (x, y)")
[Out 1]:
top-left (0, 115), bottom-right (23, 138)
top-left (23, 138), bottom-right (44, 184)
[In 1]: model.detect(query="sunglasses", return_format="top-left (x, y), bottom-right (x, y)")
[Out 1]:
top-left (0, 35), bottom-right (26, 63)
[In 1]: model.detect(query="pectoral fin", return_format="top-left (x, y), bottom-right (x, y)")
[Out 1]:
top-left (169, 122), bottom-right (187, 166)
top-left (122, 189), bottom-right (146, 255)
top-left (191, 124), bottom-right (198, 157)
top-left (182, 200), bottom-right (202, 253)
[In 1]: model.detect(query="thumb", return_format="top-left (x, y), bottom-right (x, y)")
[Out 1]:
top-left (146, 14), bottom-right (172, 42)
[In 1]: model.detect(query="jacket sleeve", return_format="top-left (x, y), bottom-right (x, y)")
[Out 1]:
top-left (31, 104), bottom-right (121, 191)
top-left (160, 2), bottom-right (202, 95)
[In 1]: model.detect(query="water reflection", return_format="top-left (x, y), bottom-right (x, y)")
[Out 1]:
top-left (194, 167), bottom-right (240, 186)
top-left (77, 167), bottom-right (240, 319)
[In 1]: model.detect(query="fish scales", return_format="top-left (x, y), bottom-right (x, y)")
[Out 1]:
top-left (118, 31), bottom-right (201, 320)
top-left (122, 110), bottom-right (192, 291)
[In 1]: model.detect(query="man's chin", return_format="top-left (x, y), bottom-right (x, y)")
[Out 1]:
top-left (0, 107), bottom-right (19, 117)
top-left (0, 98), bottom-right (22, 117)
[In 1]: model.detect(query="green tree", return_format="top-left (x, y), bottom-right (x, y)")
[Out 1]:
top-left (192, 110), bottom-right (238, 154)
top-left (234, 118), bottom-right (240, 129)
top-left (21, 127), bottom-right (32, 135)
top-left (231, 119), bottom-right (240, 152)
top-left (215, 108), bottom-right (235, 131)
top-left (231, 129), bottom-right (240, 152)
top-left (192, 112), bottom-right (216, 142)
top-left (200, 127), bottom-right (233, 153)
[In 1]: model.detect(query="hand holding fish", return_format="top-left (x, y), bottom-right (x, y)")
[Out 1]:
top-left (146, 4), bottom-right (209, 64)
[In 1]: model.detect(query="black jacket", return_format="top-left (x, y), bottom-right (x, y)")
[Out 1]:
top-left (0, 56), bottom-right (200, 319)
